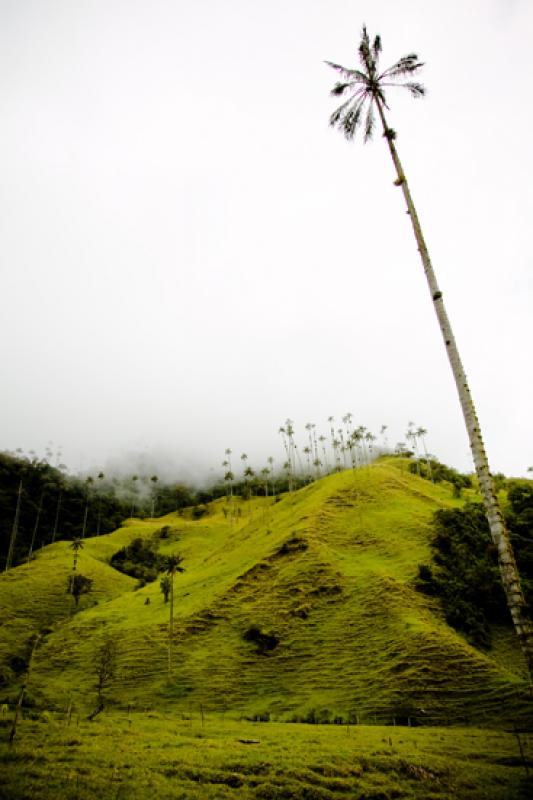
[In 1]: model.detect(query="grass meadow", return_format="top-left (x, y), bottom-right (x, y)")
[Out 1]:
top-left (1, 710), bottom-right (533, 799)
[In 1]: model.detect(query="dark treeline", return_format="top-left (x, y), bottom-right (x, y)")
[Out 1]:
top-left (0, 448), bottom-right (317, 571)
top-left (0, 452), bottom-right (197, 571)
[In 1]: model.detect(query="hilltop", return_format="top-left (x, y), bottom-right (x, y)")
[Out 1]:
top-left (1, 458), bottom-right (531, 727)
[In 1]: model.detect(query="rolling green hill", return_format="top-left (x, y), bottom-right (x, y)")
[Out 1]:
top-left (1, 459), bottom-right (531, 727)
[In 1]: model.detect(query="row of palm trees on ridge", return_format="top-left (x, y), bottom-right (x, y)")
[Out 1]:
top-left (220, 418), bottom-right (432, 498)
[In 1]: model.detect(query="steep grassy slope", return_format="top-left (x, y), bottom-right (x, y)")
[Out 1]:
top-left (1, 460), bottom-right (531, 726)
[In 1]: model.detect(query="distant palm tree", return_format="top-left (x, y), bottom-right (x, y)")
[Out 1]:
top-left (279, 426), bottom-right (293, 491)
top-left (244, 465), bottom-right (255, 499)
top-left (130, 475), bottom-right (139, 517)
top-left (260, 467), bottom-right (270, 497)
top-left (318, 435), bottom-right (329, 473)
top-left (223, 449), bottom-right (235, 506)
top-left (150, 475), bottom-right (159, 517)
top-left (327, 25), bottom-right (533, 673)
top-left (416, 426), bottom-right (433, 482)
top-left (81, 476), bottom-right (94, 539)
top-left (164, 554), bottom-right (185, 674)
top-left (365, 431), bottom-right (377, 461)
top-left (406, 423), bottom-right (420, 475)
top-left (240, 454), bottom-right (249, 498)
top-left (267, 456), bottom-right (276, 496)
top-left (223, 469), bottom-right (235, 502)
top-left (328, 416), bottom-right (340, 472)
top-left (69, 537), bottom-right (84, 596)
top-left (96, 471), bottom-right (105, 535)
top-left (303, 446), bottom-right (312, 481)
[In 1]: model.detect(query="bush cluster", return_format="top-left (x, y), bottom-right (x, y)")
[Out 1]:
top-left (110, 537), bottom-right (163, 584)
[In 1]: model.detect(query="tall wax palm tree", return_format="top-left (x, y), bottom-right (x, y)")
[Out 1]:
top-left (267, 456), bottom-right (276, 495)
top-left (164, 553), bottom-right (185, 674)
top-left (305, 423), bottom-right (314, 473)
top-left (223, 449), bottom-right (234, 500)
top-left (303, 446), bottom-right (312, 481)
top-left (130, 475), bottom-right (139, 517)
top-left (327, 26), bottom-right (533, 674)
top-left (260, 467), bottom-right (270, 497)
top-left (27, 489), bottom-right (45, 563)
top-left (95, 472), bottom-right (105, 535)
top-left (150, 475), bottom-right (159, 517)
top-left (279, 425), bottom-right (293, 491)
top-left (69, 537), bottom-right (83, 596)
top-left (406, 422), bottom-right (420, 475)
top-left (416, 426), bottom-right (434, 482)
top-left (5, 479), bottom-right (23, 571)
top-left (380, 424), bottom-right (389, 451)
top-left (51, 479), bottom-right (64, 544)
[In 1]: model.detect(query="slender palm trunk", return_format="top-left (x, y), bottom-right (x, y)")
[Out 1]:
top-left (168, 575), bottom-right (174, 674)
top-left (376, 98), bottom-right (533, 676)
top-left (51, 491), bottom-right (62, 544)
top-left (5, 480), bottom-right (23, 572)
top-left (28, 491), bottom-right (44, 563)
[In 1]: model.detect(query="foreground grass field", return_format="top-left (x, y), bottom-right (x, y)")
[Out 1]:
top-left (1, 711), bottom-right (532, 799)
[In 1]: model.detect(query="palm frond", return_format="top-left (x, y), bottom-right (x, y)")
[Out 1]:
top-left (404, 81), bottom-right (426, 98)
top-left (329, 96), bottom-right (354, 127)
top-left (364, 102), bottom-right (375, 142)
top-left (330, 81), bottom-right (355, 97)
top-left (358, 25), bottom-right (372, 72)
top-left (372, 34), bottom-right (382, 64)
top-left (324, 60), bottom-right (366, 81)
top-left (342, 103), bottom-right (364, 140)
top-left (380, 54), bottom-right (423, 78)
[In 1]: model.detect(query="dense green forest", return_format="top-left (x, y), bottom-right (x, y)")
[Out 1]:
top-left (415, 471), bottom-right (533, 647)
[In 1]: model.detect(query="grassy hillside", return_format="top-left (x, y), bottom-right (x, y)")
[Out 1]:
top-left (1, 459), bottom-right (531, 727)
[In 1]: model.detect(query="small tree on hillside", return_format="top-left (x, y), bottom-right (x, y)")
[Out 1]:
top-left (87, 636), bottom-right (118, 720)
top-left (69, 537), bottom-right (83, 595)
top-left (160, 574), bottom-right (171, 603)
top-left (69, 573), bottom-right (93, 606)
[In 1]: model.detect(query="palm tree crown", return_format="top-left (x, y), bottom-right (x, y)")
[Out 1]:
top-left (327, 25), bottom-right (424, 141)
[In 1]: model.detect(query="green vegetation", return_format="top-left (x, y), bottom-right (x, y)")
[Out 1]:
top-left (1, 712), bottom-right (532, 799)
top-left (110, 536), bottom-right (164, 585)
top-left (1, 460), bottom-right (530, 725)
top-left (1, 458), bottom-right (532, 797)
top-left (0, 452), bottom-right (125, 570)
top-left (416, 485), bottom-right (533, 647)
top-left (69, 574), bottom-right (93, 606)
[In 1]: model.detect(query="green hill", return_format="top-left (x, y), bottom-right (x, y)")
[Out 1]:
top-left (1, 459), bottom-right (530, 727)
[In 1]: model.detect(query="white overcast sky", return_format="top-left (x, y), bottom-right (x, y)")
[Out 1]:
top-left (1, 0), bottom-right (532, 480)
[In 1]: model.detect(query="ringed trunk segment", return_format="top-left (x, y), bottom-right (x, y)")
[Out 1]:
top-left (375, 99), bottom-right (533, 677)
